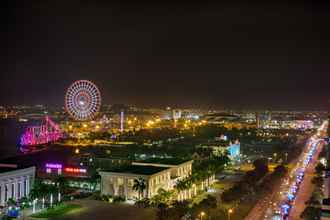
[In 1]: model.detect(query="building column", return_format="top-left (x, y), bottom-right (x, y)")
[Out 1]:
top-left (25, 176), bottom-right (30, 197)
top-left (15, 181), bottom-right (19, 199)
top-left (113, 184), bottom-right (119, 196)
top-left (7, 183), bottom-right (12, 201)
top-left (0, 184), bottom-right (5, 206)
top-left (20, 180), bottom-right (24, 198)
top-left (124, 178), bottom-right (128, 199)
top-left (13, 180), bottom-right (18, 201)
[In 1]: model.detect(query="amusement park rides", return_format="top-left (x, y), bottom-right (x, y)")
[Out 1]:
top-left (20, 80), bottom-right (102, 147)
top-left (20, 116), bottom-right (63, 146)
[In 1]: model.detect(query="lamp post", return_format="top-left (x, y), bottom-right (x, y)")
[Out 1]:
top-left (228, 208), bottom-right (233, 220)
top-left (32, 199), bottom-right (37, 213)
top-left (200, 211), bottom-right (206, 220)
top-left (285, 152), bottom-right (288, 163)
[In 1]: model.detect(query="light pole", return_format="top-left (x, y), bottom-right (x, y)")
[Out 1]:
top-left (200, 211), bottom-right (205, 220)
top-left (285, 152), bottom-right (288, 163)
top-left (32, 199), bottom-right (37, 213)
top-left (228, 208), bottom-right (233, 220)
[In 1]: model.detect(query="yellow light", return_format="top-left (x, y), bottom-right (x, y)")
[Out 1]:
top-left (134, 117), bottom-right (137, 121)
top-left (75, 148), bottom-right (80, 154)
top-left (68, 125), bottom-right (73, 130)
top-left (128, 120), bottom-right (132, 125)
top-left (95, 125), bottom-right (100, 129)
top-left (200, 211), bottom-right (205, 216)
top-left (228, 208), bottom-right (233, 214)
top-left (83, 123), bottom-right (87, 128)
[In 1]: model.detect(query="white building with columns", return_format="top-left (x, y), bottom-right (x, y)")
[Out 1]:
top-left (99, 160), bottom-right (194, 200)
top-left (0, 165), bottom-right (35, 206)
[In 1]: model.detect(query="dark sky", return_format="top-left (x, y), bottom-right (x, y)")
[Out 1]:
top-left (2, 1), bottom-right (330, 109)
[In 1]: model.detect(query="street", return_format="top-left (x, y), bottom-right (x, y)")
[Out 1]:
top-left (245, 121), bottom-right (328, 220)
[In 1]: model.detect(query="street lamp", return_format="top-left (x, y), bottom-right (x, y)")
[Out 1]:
top-left (200, 211), bottom-right (206, 220)
top-left (228, 208), bottom-right (233, 220)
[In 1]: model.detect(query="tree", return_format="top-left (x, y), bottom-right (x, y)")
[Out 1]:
top-left (55, 175), bottom-right (68, 194)
top-left (301, 206), bottom-right (321, 220)
top-left (273, 165), bottom-right (287, 176)
top-left (89, 172), bottom-right (101, 191)
top-left (194, 195), bottom-right (217, 217)
top-left (7, 198), bottom-right (16, 206)
top-left (312, 176), bottom-right (323, 188)
top-left (132, 178), bottom-right (147, 200)
top-left (151, 188), bottom-right (173, 206)
top-left (253, 158), bottom-right (269, 179)
top-left (29, 180), bottom-right (46, 200)
top-left (175, 177), bottom-right (192, 192)
top-left (315, 163), bottom-right (325, 176)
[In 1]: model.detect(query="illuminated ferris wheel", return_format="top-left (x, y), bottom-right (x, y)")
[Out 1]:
top-left (65, 80), bottom-right (101, 121)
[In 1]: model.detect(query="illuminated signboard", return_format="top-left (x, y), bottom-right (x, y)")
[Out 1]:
top-left (46, 163), bottom-right (63, 169)
top-left (45, 163), bottom-right (86, 174)
top-left (64, 167), bottom-right (87, 173)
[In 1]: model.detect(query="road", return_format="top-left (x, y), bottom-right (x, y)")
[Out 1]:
top-left (288, 141), bottom-right (324, 219)
top-left (245, 120), bottom-right (328, 220)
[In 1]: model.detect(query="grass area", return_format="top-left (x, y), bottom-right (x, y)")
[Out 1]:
top-left (212, 181), bottom-right (234, 191)
top-left (31, 204), bottom-right (82, 218)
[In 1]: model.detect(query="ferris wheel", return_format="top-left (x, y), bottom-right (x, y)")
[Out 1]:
top-left (65, 80), bottom-right (101, 121)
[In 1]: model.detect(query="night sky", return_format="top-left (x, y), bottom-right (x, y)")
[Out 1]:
top-left (3, 1), bottom-right (330, 109)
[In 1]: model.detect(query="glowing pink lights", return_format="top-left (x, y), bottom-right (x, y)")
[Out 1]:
top-left (20, 116), bottom-right (63, 146)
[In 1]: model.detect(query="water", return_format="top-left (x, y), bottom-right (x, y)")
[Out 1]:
top-left (0, 118), bottom-right (27, 159)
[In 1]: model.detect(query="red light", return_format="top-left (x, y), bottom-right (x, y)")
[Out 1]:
top-left (64, 167), bottom-right (87, 173)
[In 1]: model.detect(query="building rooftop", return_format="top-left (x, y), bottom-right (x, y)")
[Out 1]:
top-left (103, 165), bottom-right (169, 175)
top-left (0, 165), bottom-right (34, 174)
top-left (0, 167), bottom-right (19, 174)
top-left (136, 158), bottom-right (191, 166)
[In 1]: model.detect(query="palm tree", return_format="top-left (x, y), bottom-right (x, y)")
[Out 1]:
top-left (55, 175), bottom-right (68, 193)
top-left (54, 175), bottom-right (68, 202)
top-left (29, 180), bottom-right (53, 209)
top-left (132, 178), bottom-right (146, 200)
top-left (89, 172), bottom-right (101, 191)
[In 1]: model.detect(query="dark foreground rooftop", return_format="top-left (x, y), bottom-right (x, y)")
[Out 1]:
top-left (136, 157), bottom-right (191, 166)
top-left (103, 165), bottom-right (168, 175)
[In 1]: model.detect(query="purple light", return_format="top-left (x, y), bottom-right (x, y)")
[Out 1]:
top-left (46, 163), bottom-right (62, 169)
top-left (20, 116), bottom-right (63, 147)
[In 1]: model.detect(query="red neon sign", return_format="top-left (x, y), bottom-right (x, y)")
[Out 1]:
top-left (64, 167), bottom-right (87, 173)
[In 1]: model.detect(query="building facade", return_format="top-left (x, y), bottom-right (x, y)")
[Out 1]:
top-left (99, 160), bottom-right (193, 200)
top-left (0, 166), bottom-right (35, 206)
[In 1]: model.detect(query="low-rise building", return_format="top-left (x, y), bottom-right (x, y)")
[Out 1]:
top-left (0, 165), bottom-right (35, 206)
top-left (99, 159), bottom-right (195, 200)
